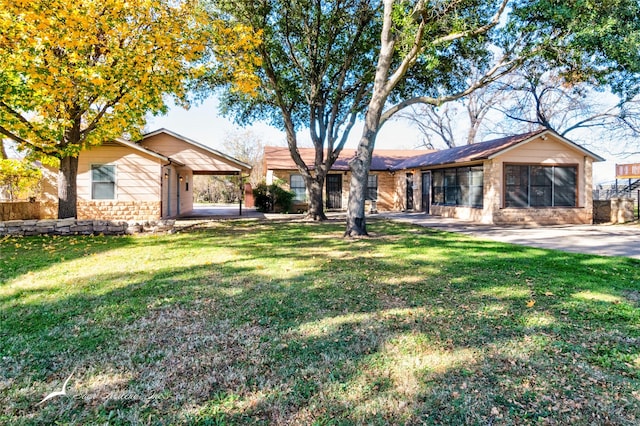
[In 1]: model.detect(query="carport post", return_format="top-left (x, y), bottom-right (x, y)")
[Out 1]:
top-left (238, 172), bottom-right (243, 216)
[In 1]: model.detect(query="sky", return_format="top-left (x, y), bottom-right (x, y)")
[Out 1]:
top-left (146, 97), bottom-right (631, 185)
top-left (145, 97), bottom-right (424, 151)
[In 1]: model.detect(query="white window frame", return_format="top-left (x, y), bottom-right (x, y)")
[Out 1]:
top-left (91, 164), bottom-right (117, 200)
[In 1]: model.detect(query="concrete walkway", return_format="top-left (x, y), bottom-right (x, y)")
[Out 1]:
top-left (378, 212), bottom-right (640, 259)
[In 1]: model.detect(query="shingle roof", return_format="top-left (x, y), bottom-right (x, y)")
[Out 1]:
top-left (392, 131), bottom-right (545, 170)
top-left (264, 146), bottom-right (435, 171)
top-left (264, 130), bottom-right (604, 173)
top-left (392, 129), bottom-right (605, 170)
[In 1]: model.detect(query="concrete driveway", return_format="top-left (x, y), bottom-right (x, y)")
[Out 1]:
top-left (379, 212), bottom-right (640, 259)
top-left (179, 204), bottom-right (266, 219)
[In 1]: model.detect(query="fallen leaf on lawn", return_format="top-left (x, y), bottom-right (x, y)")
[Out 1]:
top-left (526, 300), bottom-right (536, 308)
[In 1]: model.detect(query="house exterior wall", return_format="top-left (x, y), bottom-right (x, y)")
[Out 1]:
top-left (78, 145), bottom-right (162, 202)
top-left (415, 135), bottom-right (595, 224)
top-left (376, 171), bottom-right (398, 211)
top-left (159, 165), bottom-right (193, 218)
top-left (75, 145), bottom-right (164, 221)
top-left (489, 136), bottom-right (593, 225)
top-left (77, 200), bottom-right (162, 221)
top-left (269, 169), bottom-right (398, 212)
top-left (39, 166), bottom-right (59, 219)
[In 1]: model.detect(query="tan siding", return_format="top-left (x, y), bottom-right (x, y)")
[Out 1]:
top-left (142, 134), bottom-right (245, 173)
top-left (79, 146), bottom-right (162, 202)
top-left (39, 166), bottom-right (59, 218)
top-left (497, 137), bottom-right (586, 164)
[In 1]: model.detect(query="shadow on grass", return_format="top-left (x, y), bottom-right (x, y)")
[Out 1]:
top-left (0, 234), bottom-right (137, 284)
top-left (1, 219), bottom-right (639, 425)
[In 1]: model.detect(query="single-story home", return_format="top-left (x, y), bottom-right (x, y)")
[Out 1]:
top-left (41, 129), bottom-right (251, 221)
top-left (265, 129), bottom-right (605, 224)
top-left (264, 146), bottom-right (434, 212)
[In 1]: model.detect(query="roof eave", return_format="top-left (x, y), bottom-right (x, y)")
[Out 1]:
top-left (487, 129), bottom-right (606, 162)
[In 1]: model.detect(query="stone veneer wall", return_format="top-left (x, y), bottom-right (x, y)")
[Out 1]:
top-left (77, 201), bottom-right (162, 221)
top-left (593, 198), bottom-right (635, 224)
top-left (0, 218), bottom-right (175, 236)
top-left (492, 208), bottom-right (592, 225)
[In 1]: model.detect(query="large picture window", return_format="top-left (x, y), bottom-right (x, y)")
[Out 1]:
top-left (431, 166), bottom-right (483, 208)
top-left (366, 174), bottom-right (378, 200)
top-left (290, 174), bottom-right (307, 201)
top-left (91, 164), bottom-right (116, 200)
top-left (505, 164), bottom-right (577, 208)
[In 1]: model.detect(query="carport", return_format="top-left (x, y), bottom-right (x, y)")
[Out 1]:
top-left (140, 129), bottom-right (252, 218)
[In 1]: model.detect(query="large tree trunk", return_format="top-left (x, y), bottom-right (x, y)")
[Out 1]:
top-left (344, 147), bottom-right (371, 236)
top-left (306, 175), bottom-right (327, 221)
top-left (58, 155), bottom-right (79, 218)
top-left (345, 0), bottom-right (397, 236)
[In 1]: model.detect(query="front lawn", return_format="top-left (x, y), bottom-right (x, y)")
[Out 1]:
top-left (1, 220), bottom-right (639, 424)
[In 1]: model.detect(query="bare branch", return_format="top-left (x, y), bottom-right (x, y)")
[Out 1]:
top-left (380, 54), bottom-right (522, 126)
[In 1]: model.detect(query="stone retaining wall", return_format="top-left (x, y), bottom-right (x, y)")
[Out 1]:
top-left (0, 218), bottom-right (175, 237)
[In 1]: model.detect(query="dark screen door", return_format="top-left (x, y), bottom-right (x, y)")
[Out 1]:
top-left (326, 174), bottom-right (342, 209)
top-left (406, 173), bottom-right (414, 210)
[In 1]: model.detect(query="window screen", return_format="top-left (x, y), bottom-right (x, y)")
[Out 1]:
top-left (91, 165), bottom-right (116, 200)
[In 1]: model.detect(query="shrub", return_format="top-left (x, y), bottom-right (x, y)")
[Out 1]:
top-left (253, 183), bottom-right (272, 212)
top-left (253, 181), bottom-right (295, 213)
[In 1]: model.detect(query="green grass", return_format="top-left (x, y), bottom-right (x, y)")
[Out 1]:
top-left (1, 219), bottom-right (639, 425)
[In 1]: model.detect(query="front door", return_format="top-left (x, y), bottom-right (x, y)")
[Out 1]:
top-left (421, 172), bottom-right (431, 214)
top-left (406, 173), bottom-right (414, 211)
top-left (326, 174), bottom-right (342, 209)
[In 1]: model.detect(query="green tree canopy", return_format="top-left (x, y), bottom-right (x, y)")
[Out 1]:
top-left (209, 0), bottom-right (382, 219)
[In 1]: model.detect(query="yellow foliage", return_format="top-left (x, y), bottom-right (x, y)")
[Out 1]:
top-left (0, 0), bottom-right (261, 158)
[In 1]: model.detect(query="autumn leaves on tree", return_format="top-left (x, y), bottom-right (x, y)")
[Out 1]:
top-left (0, 0), bottom-right (260, 218)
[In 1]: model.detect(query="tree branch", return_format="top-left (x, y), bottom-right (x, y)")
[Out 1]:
top-left (380, 54), bottom-right (522, 126)
top-left (430, 0), bottom-right (509, 46)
